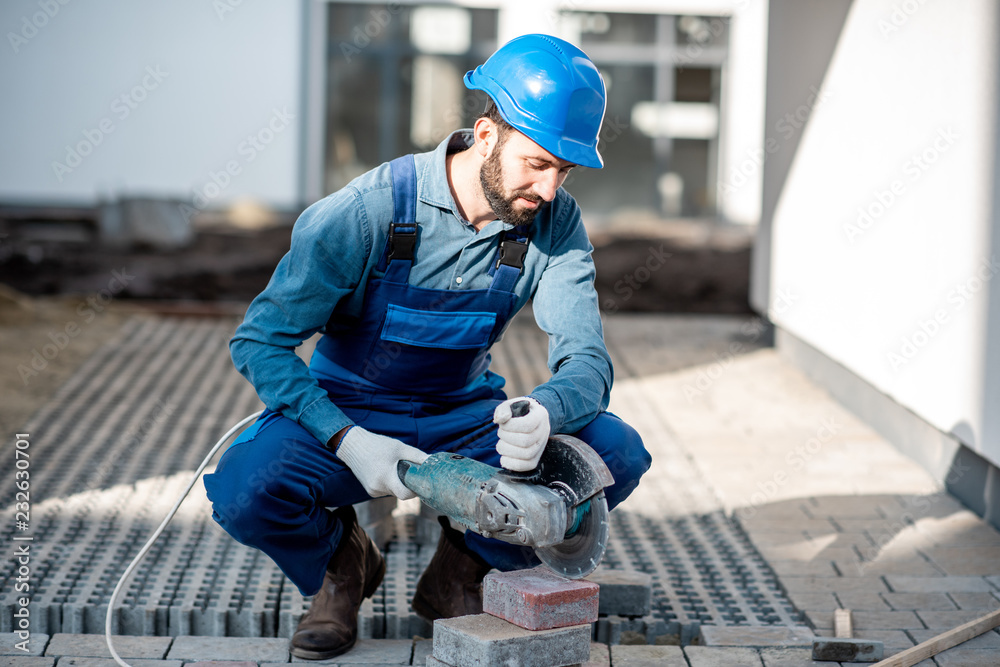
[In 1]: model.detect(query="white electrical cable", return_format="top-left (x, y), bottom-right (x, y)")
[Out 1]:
top-left (105, 410), bottom-right (263, 667)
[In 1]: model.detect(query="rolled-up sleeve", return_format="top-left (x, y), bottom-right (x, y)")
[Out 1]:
top-left (529, 195), bottom-right (613, 434)
top-left (229, 189), bottom-right (372, 446)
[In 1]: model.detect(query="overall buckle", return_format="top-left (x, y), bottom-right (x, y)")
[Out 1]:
top-left (495, 238), bottom-right (528, 270)
top-left (389, 223), bottom-right (417, 261)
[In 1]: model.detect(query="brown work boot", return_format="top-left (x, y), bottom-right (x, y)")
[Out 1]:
top-left (412, 516), bottom-right (493, 621)
top-left (290, 506), bottom-right (386, 660)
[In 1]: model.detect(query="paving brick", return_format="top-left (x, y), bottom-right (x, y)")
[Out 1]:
top-left (908, 628), bottom-right (1000, 649)
top-left (482, 567), bottom-right (598, 631)
top-left (699, 626), bottom-right (813, 647)
top-left (585, 568), bottom-right (652, 617)
top-left (948, 592), bottom-right (1000, 610)
top-left (804, 610), bottom-right (923, 631)
top-left (581, 642), bottom-right (610, 667)
top-left (758, 647), bottom-right (832, 667)
top-left (916, 609), bottom-right (999, 629)
top-left (886, 576), bottom-right (995, 593)
top-left (782, 591), bottom-right (838, 612)
top-left (923, 547), bottom-right (1000, 576)
top-left (412, 638), bottom-right (433, 665)
top-left (49, 660), bottom-right (181, 667)
top-left (432, 614), bottom-right (590, 667)
top-left (425, 657), bottom-right (450, 667)
top-left (780, 576), bottom-right (888, 594)
top-left (835, 558), bottom-right (942, 577)
top-left (811, 636), bottom-right (883, 663)
top-left (933, 648), bottom-right (1000, 666)
top-left (289, 639), bottom-right (412, 663)
top-left (833, 591), bottom-right (892, 611)
top-left (0, 634), bottom-right (48, 657)
top-left (986, 575), bottom-right (1000, 591)
top-left (882, 592), bottom-right (956, 610)
top-left (609, 645), bottom-right (685, 666)
top-left (683, 645), bottom-right (763, 666)
top-left (45, 635), bottom-right (171, 659)
top-left (0, 659), bottom-right (54, 667)
top-left (187, 663), bottom-right (255, 667)
top-left (165, 637), bottom-right (288, 662)
top-left (807, 496), bottom-right (887, 519)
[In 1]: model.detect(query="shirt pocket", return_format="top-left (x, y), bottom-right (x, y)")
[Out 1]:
top-left (380, 303), bottom-right (497, 350)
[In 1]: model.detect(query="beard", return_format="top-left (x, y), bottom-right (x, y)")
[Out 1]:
top-left (479, 144), bottom-right (549, 227)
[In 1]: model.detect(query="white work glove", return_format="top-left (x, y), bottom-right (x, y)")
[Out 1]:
top-left (335, 426), bottom-right (429, 500)
top-left (493, 396), bottom-right (550, 472)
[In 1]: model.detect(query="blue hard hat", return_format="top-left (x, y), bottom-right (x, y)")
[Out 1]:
top-left (464, 34), bottom-right (607, 169)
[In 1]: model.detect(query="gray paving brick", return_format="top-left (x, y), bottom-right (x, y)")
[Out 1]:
top-left (289, 639), bottom-right (411, 664)
top-left (807, 496), bottom-right (886, 519)
top-left (986, 575), bottom-right (1000, 591)
top-left (881, 592), bottom-right (956, 610)
top-left (585, 569), bottom-right (652, 617)
top-left (53, 660), bottom-right (181, 667)
top-left (836, 558), bottom-right (943, 577)
top-left (0, 659), bottom-right (55, 667)
top-left (805, 610), bottom-right (923, 631)
top-left (412, 638), bottom-right (433, 665)
top-left (780, 576), bottom-right (888, 594)
top-left (425, 658), bottom-right (449, 667)
top-left (948, 592), bottom-right (1000, 610)
top-left (833, 591), bottom-right (892, 611)
top-left (432, 615), bottom-right (590, 667)
top-left (0, 634), bottom-right (48, 657)
top-left (582, 643), bottom-right (610, 667)
top-left (885, 576), bottom-right (995, 593)
top-left (783, 591), bottom-right (838, 612)
top-left (908, 628), bottom-right (1000, 649)
top-left (923, 547), bottom-right (1000, 576)
top-left (933, 648), bottom-right (1000, 666)
top-left (45, 635), bottom-right (171, 659)
top-left (683, 645), bottom-right (763, 666)
top-left (758, 647), bottom-right (830, 667)
top-left (916, 609), bottom-right (999, 629)
top-left (609, 645), bottom-right (685, 666)
top-left (165, 637), bottom-right (288, 662)
top-left (699, 626), bottom-right (813, 647)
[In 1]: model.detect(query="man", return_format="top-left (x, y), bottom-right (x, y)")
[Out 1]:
top-left (205, 33), bottom-right (651, 660)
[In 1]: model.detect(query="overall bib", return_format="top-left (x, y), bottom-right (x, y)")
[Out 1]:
top-left (205, 155), bottom-right (651, 596)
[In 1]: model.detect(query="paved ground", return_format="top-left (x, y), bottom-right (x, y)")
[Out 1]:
top-left (3, 311), bottom-right (999, 666)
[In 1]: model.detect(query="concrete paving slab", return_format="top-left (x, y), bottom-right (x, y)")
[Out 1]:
top-left (186, 663), bottom-right (256, 667)
top-left (0, 659), bottom-right (55, 667)
top-left (986, 575), bottom-right (1000, 591)
top-left (683, 646), bottom-right (763, 666)
top-left (757, 647), bottom-right (831, 666)
top-left (933, 648), bottom-right (1000, 666)
top-left (53, 660), bottom-right (181, 667)
top-left (609, 645), bottom-right (685, 666)
top-left (699, 626), bottom-right (814, 647)
top-left (947, 592), bottom-right (1000, 610)
top-left (885, 576), bottom-right (995, 593)
top-left (908, 628), bottom-right (1000, 649)
top-left (45, 635), bottom-right (171, 659)
top-left (804, 610), bottom-right (923, 631)
top-left (836, 559), bottom-right (943, 577)
top-left (882, 592), bottom-right (957, 610)
top-left (432, 615), bottom-right (590, 667)
top-left (412, 638), bottom-right (432, 665)
top-left (288, 639), bottom-right (411, 664)
top-left (482, 568), bottom-right (598, 631)
top-left (780, 576), bottom-right (889, 594)
top-left (0, 634), bottom-right (48, 657)
top-left (581, 643), bottom-right (609, 667)
top-left (832, 591), bottom-right (892, 611)
top-left (766, 560), bottom-right (840, 577)
top-left (165, 637), bottom-right (288, 662)
top-left (916, 609), bottom-right (1000, 629)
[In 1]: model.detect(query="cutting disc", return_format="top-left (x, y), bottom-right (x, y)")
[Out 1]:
top-left (536, 490), bottom-right (610, 578)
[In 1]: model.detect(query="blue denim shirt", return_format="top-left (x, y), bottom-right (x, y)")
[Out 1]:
top-left (230, 130), bottom-right (613, 446)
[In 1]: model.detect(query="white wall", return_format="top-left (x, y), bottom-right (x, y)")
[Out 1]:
top-left (0, 0), bottom-right (304, 209)
top-left (763, 0), bottom-right (1000, 464)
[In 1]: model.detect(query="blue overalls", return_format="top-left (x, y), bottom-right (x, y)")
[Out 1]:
top-left (205, 155), bottom-right (651, 596)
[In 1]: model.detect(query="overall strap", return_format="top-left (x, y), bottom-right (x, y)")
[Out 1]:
top-left (488, 224), bottom-right (530, 293)
top-left (379, 154), bottom-right (418, 283)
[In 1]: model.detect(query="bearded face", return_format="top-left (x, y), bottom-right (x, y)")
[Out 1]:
top-left (479, 134), bottom-right (550, 227)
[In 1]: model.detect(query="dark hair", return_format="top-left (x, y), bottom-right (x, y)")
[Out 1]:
top-left (480, 98), bottom-right (513, 147)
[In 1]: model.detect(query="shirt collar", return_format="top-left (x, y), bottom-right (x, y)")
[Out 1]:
top-left (418, 129), bottom-right (474, 216)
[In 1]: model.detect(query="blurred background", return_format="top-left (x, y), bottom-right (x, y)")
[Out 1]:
top-left (2, 0), bottom-right (1000, 529)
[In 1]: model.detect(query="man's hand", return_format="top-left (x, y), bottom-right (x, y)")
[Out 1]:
top-left (493, 396), bottom-right (550, 472)
top-left (335, 426), bottom-right (429, 500)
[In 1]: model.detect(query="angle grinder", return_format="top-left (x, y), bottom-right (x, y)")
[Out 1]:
top-left (396, 400), bottom-right (613, 578)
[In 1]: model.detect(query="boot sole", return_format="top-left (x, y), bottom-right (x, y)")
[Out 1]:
top-left (289, 554), bottom-right (387, 660)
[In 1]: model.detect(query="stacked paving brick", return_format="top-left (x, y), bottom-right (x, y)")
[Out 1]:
top-left (427, 567), bottom-right (597, 667)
